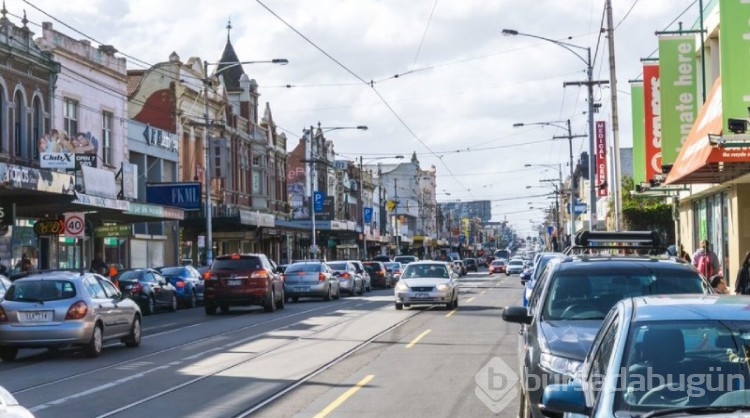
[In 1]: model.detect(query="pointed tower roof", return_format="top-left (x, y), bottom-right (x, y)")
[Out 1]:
top-left (411, 151), bottom-right (419, 164)
top-left (215, 18), bottom-right (244, 91)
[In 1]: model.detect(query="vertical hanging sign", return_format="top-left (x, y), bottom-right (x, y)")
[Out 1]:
top-left (595, 121), bottom-right (608, 197)
top-left (643, 63), bottom-right (662, 182)
top-left (658, 35), bottom-right (698, 168)
top-left (719, 0), bottom-right (750, 130)
top-left (630, 82), bottom-right (646, 185)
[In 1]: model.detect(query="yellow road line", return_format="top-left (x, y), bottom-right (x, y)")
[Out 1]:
top-left (466, 297), bottom-right (476, 303)
top-left (405, 330), bottom-right (431, 348)
top-left (445, 308), bottom-right (457, 318)
top-left (313, 374), bottom-right (375, 418)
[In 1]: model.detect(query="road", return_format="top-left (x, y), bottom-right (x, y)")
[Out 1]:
top-left (0, 270), bottom-right (524, 418)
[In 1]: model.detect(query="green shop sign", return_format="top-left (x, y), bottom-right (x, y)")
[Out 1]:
top-left (94, 224), bottom-right (132, 238)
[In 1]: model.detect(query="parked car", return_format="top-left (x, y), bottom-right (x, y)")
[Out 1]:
top-left (384, 262), bottom-right (403, 282)
top-left (159, 265), bottom-right (204, 308)
top-left (393, 255), bottom-right (418, 265)
top-left (284, 261), bottom-right (340, 302)
top-left (326, 261), bottom-right (364, 296)
top-left (117, 268), bottom-right (178, 315)
top-left (489, 259), bottom-right (506, 274)
top-left (0, 276), bottom-right (11, 299)
top-left (371, 255), bottom-right (391, 263)
top-left (0, 271), bottom-right (141, 360)
top-left (476, 257), bottom-right (488, 268)
top-left (542, 295), bottom-right (750, 418)
top-left (454, 260), bottom-right (468, 276)
top-left (203, 253), bottom-right (285, 314)
top-left (394, 261), bottom-right (458, 310)
top-left (503, 247), bottom-right (712, 418)
top-left (363, 261), bottom-right (393, 288)
top-left (348, 260), bottom-right (372, 292)
top-left (506, 258), bottom-right (525, 276)
top-left (463, 258), bottom-right (478, 272)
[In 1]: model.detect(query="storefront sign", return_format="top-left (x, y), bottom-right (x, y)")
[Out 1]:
top-left (81, 165), bottom-right (117, 199)
top-left (239, 210), bottom-right (275, 227)
top-left (719, 0), bottom-right (750, 134)
top-left (143, 125), bottom-right (178, 153)
top-left (73, 192), bottom-right (130, 211)
top-left (34, 219), bottom-right (65, 236)
top-left (94, 224), bottom-right (132, 238)
top-left (659, 35), bottom-right (698, 166)
top-left (40, 152), bottom-right (76, 169)
top-left (162, 207), bottom-right (185, 220)
top-left (126, 203), bottom-right (164, 218)
top-left (75, 154), bottom-right (97, 169)
top-left (630, 82), bottom-right (646, 185)
top-left (643, 63), bottom-right (662, 182)
top-left (0, 164), bottom-right (40, 190)
top-left (146, 182), bottom-right (201, 211)
top-left (595, 121), bottom-right (608, 197)
top-left (122, 163), bottom-right (138, 200)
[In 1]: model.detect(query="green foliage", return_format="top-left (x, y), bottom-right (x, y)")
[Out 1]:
top-left (617, 175), bottom-right (674, 243)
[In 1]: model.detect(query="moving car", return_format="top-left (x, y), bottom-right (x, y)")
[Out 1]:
top-left (463, 258), bottom-right (478, 272)
top-left (384, 262), bottom-right (403, 281)
top-left (454, 260), bottom-right (467, 276)
top-left (326, 261), bottom-right (364, 296)
top-left (542, 295), bottom-right (750, 418)
top-left (159, 265), bottom-right (204, 308)
top-left (393, 255), bottom-right (418, 265)
top-left (0, 271), bottom-right (141, 360)
top-left (283, 261), bottom-right (340, 302)
top-left (203, 253), bottom-right (285, 314)
top-left (503, 231), bottom-right (712, 418)
top-left (394, 261), bottom-right (459, 310)
top-left (506, 258), bottom-right (525, 275)
top-left (363, 261), bottom-right (393, 288)
top-left (117, 268), bottom-right (178, 315)
top-left (489, 259), bottom-right (506, 274)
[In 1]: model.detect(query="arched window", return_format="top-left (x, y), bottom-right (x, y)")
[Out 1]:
top-left (13, 90), bottom-right (26, 158)
top-left (33, 97), bottom-right (43, 160)
top-left (0, 89), bottom-right (5, 154)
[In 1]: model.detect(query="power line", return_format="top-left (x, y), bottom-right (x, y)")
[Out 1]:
top-left (410, 0), bottom-right (439, 72)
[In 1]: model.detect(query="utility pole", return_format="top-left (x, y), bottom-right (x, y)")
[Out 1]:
top-left (394, 178), bottom-right (400, 256)
top-left (309, 126), bottom-right (318, 259)
top-left (359, 156), bottom-right (366, 260)
top-left (553, 120), bottom-right (586, 237)
top-left (605, 0), bottom-right (622, 231)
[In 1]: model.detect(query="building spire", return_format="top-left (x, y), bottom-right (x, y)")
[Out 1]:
top-left (226, 17), bottom-right (232, 42)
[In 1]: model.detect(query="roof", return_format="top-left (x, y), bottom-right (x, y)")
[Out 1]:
top-left (127, 70), bottom-right (145, 98)
top-left (556, 257), bottom-right (694, 273)
top-left (630, 295), bottom-right (750, 322)
top-left (215, 38), bottom-right (244, 91)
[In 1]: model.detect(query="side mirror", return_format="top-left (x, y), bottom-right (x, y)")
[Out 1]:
top-left (502, 306), bottom-right (532, 324)
top-left (540, 383), bottom-right (589, 416)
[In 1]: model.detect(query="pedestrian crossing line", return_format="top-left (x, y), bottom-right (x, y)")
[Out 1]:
top-left (405, 330), bottom-right (431, 348)
top-left (313, 374), bottom-right (375, 418)
top-left (466, 297), bottom-right (476, 303)
top-left (445, 308), bottom-right (457, 318)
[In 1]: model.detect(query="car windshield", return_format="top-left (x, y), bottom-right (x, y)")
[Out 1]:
top-left (543, 271), bottom-right (708, 320)
top-left (615, 320), bottom-right (750, 412)
top-left (509, 260), bottom-right (524, 266)
top-left (286, 263), bottom-right (323, 273)
top-left (160, 267), bottom-right (185, 276)
top-left (212, 257), bottom-right (261, 271)
top-left (402, 264), bottom-right (450, 279)
top-left (385, 263), bottom-right (400, 270)
top-left (117, 271), bottom-right (143, 282)
top-left (5, 279), bottom-right (76, 302)
top-left (326, 262), bottom-right (348, 271)
top-left (491, 261), bottom-right (504, 266)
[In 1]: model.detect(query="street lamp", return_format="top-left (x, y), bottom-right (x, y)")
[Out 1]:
top-left (517, 119), bottom-right (585, 235)
top-left (202, 58), bottom-right (288, 266)
top-left (358, 155), bottom-right (403, 259)
top-left (504, 28), bottom-right (606, 231)
top-left (306, 124), bottom-right (368, 259)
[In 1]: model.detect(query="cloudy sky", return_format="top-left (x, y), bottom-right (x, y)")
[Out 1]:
top-left (11, 0), bottom-right (700, 237)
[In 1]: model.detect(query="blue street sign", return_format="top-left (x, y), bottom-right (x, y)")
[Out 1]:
top-left (547, 226), bottom-right (554, 235)
top-left (313, 191), bottom-right (325, 213)
top-left (363, 207), bottom-right (373, 224)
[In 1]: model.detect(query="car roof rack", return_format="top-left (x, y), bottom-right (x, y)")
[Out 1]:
top-left (564, 230), bottom-right (667, 255)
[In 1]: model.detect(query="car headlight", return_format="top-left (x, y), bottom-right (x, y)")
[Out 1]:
top-left (539, 353), bottom-right (582, 377)
top-left (436, 283), bottom-right (450, 291)
top-left (395, 282), bottom-right (409, 291)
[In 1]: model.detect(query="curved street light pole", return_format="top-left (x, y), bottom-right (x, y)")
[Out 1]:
top-left (202, 58), bottom-right (288, 266)
top-left (504, 29), bottom-right (607, 231)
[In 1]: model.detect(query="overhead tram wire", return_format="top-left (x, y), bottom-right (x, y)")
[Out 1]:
top-left (409, 0), bottom-right (439, 72)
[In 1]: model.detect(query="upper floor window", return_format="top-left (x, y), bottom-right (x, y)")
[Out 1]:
top-left (102, 111), bottom-right (113, 165)
top-left (13, 91), bottom-right (25, 158)
top-left (64, 99), bottom-right (78, 138)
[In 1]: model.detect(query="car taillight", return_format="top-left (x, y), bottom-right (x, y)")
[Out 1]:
top-left (0, 307), bottom-right (7, 323)
top-left (175, 281), bottom-right (186, 288)
top-left (65, 301), bottom-right (88, 320)
top-left (377, 270), bottom-right (384, 277)
top-left (131, 282), bottom-right (144, 294)
top-left (251, 270), bottom-right (269, 279)
top-left (318, 273), bottom-right (326, 282)
top-left (204, 272), bottom-right (217, 281)
top-left (341, 273), bottom-right (351, 279)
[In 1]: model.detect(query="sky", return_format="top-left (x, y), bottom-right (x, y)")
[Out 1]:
top-left (9, 0), bottom-right (700, 237)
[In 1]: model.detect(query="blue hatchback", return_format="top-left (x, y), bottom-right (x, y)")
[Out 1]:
top-left (159, 266), bottom-right (204, 309)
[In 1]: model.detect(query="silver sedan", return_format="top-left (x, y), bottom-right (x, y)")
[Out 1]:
top-left (394, 261), bottom-right (459, 310)
top-left (0, 271), bottom-right (142, 361)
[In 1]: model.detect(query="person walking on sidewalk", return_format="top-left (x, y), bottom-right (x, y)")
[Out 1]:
top-left (692, 240), bottom-right (721, 280)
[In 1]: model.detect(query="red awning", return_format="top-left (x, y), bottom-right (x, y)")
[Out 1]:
top-left (664, 78), bottom-right (750, 184)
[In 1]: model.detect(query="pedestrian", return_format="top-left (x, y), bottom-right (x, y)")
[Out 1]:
top-left (678, 243), bottom-right (691, 263)
top-left (735, 250), bottom-right (750, 295)
top-left (710, 275), bottom-right (730, 294)
top-left (90, 252), bottom-right (107, 275)
top-left (692, 240), bottom-right (721, 279)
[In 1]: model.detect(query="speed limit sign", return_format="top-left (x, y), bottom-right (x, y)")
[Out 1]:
top-left (64, 212), bottom-right (85, 238)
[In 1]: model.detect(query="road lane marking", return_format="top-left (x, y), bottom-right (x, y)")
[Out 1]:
top-left (466, 297), bottom-right (476, 303)
top-left (313, 375), bottom-right (374, 418)
top-left (405, 330), bottom-right (431, 348)
top-left (480, 291), bottom-right (486, 295)
top-left (445, 309), bottom-right (457, 318)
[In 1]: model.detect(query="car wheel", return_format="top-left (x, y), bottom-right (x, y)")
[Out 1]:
top-left (205, 304), bottom-right (217, 315)
top-left (0, 346), bottom-right (18, 362)
top-left (358, 282), bottom-right (365, 295)
top-left (276, 287), bottom-right (286, 309)
top-left (323, 286), bottom-right (332, 301)
top-left (220, 305), bottom-right (230, 314)
top-left (85, 324), bottom-right (103, 358)
top-left (264, 289), bottom-right (276, 312)
top-left (143, 296), bottom-right (155, 316)
top-left (292, 296), bottom-right (300, 303)
top-left (169, 294), bottom-right (178, 312)
top-left (187, 291), bottom-right (197, 309)
top-left (123, 316), bottom-right (142, 348)
top-left (454, 295), bottom-right (459, 309)
top-left (395, 302), bottom-right (403, 310)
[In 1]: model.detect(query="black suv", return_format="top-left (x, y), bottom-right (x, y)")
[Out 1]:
top-left (502, 231), bottom-right (712, 418)
top-left (463, 258), bottom-right (478, 272)
top-left (203, 253), bottom-right (285, 314)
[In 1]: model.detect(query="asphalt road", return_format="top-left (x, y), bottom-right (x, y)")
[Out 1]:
top-left (0, 269), bottom-right (525, 418)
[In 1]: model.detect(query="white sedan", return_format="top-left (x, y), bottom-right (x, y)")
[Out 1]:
top-left (394, 261), bottom-right (459, 310)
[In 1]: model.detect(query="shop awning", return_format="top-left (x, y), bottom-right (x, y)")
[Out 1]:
top-left (664, 78), bottom-right (750, 185)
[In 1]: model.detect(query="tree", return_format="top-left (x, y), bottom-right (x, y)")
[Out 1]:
top-left (616, 175), bottom-right (674, 244)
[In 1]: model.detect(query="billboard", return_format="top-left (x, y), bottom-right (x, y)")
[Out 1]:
top-left (145, 182), bottom-right (202, 211)
top-left (643, 64), bottom-right (662, 182)
top-left (595, 121), bottom-right (608, 197)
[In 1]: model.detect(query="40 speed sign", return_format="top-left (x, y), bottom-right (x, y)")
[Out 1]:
top-left (64, 212), bottom-right (85, 238)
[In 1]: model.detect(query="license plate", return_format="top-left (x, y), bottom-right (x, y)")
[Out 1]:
top-left (19, 311), bottom-right (53, 322)
top-left (296, 286), bottom-right (310, 292)
top-left (227, 279), bottom-right (242, 286)
top-left (413, 292), bottom-right (429, 299)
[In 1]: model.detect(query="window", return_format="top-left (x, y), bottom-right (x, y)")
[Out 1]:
top-left (84, 276), bottom-right (107, 299)
top-left (253, 170), bottom-right (262, 194)
top-left (102, 111), bottom-right (113, 165)
top-left (13, 91), bottom-right (24, 157)
top-left (63, 99), bottom-right (78, 138)
top-left (33, 98), bottom-right (43, 159)
top-left (588, 315), bottom-right (619, 404)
